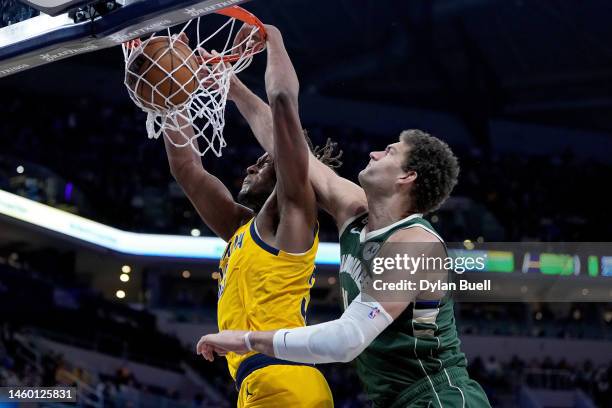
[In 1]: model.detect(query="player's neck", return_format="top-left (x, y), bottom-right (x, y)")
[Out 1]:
top-left (365, 193), bottom-right (416, 233)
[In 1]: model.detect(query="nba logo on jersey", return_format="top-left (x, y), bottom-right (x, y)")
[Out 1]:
top-left (368, 307), bottom-right (380, 319)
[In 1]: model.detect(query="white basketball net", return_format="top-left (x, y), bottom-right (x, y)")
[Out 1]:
top-left (122, 14), bottom-right (264, 157)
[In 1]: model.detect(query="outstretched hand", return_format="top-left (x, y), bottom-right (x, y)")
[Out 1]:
top-left (233, 23), bottom-right (267, 56)
top-left (170, 32), bottom-right (233, 92)
top-left (196, 330), bottom-right (250, 362)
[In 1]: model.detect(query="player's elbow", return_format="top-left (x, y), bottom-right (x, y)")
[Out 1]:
top-left (328, 339), bottom-right (363, 363)
top-left (334, 349), bottom-right (359, 363)
top-left (310, 341), bottom-right (358, 363)
top-left (337, 322), bottom-right (367, 362)
top-left (268, 90), bottom-right (298, 113)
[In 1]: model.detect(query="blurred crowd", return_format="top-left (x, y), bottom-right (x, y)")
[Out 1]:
top-left (3, 317), bottom-right (611, 408)
top-left (0, 326), bottom-right (213, 407)
top-left (2, 93), bottom-right (611, 242)
top-left (469, 355), bottom-right (612, 408)
top-left (457, 302), bottom-right (612, 340)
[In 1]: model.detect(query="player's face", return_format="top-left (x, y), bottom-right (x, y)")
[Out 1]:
top-left (359, 141), bottom-right (411, 192)
top-left (237, 153), bottom-right (276, 211)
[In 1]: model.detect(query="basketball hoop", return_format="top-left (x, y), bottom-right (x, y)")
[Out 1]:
top-left (121, 6), bottom-right (266, 157)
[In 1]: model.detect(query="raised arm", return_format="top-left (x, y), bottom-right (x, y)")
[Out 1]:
top-left (229, 39), bottom-right (366, 231)
top-left (307, 148), bottom-right (367, 234)
top-left (256, 26), bottom-right (316, 252)
top-left (228, 78), bottom-right (274, 154)
top-left (264, 26), bottom-right (308, 197)
top-left (163, 114), bottom-right (253, 241)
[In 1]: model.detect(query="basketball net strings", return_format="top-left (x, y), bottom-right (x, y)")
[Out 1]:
top-left (122, 17), bottom-right (262, 157)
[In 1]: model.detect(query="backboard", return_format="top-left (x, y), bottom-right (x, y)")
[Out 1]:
top-left (0, 0), bottom-right (251, 78)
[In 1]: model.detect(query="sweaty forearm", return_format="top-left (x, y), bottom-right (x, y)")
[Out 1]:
top-left (163, 128), bottom-right (201, 180)
top-left (264, 27), bottom-right (299, 102)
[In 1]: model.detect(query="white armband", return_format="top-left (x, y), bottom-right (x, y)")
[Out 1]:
top-left (272, 295), bottom-right (393, 364)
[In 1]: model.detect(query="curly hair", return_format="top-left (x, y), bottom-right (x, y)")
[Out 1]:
top-left (304, 130), bottom-right (343, 170)
top-left (399, 129), bottom-right (459, 214)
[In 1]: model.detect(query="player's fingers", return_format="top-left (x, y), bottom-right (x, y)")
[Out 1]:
top-left (199, 343), bottom-right (212, 361)
top-left (208, 345), bottom-right (221, 360)
top-left (241, 33), bottom-right (254, 55)
top-left (197, 47), bottom-right (214, 60)
top-left (196, 336), bottom-right (206, 355)
top-left (243, 26), bottom-right (264, 53)
top-left (208, 50), bottom-right (230, 73)
top-left (197, 48), bottom-right (224, 70)
top-left (221, 52), bottom-right (232, 70)
top-left (125, 38), bottom-right (142, 50)
top-left (197, 335), bottom-right (218, 358)
top-left (205, 345), bottom-right (215, 362)
top-left (203, 80), bottom-right (216, 89)
top-left (197, 67), bottom-right (222, 89)
top-left (171, 33), bottom-right (188, 46)
top-left (234, 23), bottom-right (253, 49)
top-left (198, 49), bottom-right (225, 70)
top-left (202, 334), bottom-right (221, 348)
top-left (197, 65), bottom-right (212, 81)
top-left (204, 336), bottom-right (231, 355)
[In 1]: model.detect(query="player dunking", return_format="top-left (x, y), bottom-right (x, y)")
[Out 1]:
top-left (159, 29), bottom-right (335, 406)
top-left (197, 26), bottom-right (491, 408)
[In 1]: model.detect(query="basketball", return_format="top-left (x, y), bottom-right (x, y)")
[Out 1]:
top-left (126, 36), bottom-right (200, 111)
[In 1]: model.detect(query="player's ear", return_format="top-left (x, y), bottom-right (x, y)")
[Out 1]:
top-left (398, 170), bottom-right (417, 186)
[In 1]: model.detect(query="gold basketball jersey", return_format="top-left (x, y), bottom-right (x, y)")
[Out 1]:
top-left (217, 217), bottom-right (318, 379)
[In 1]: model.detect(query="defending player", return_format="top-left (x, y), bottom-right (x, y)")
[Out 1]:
top-left (160, 30), bottom-right (333, 406)
top-left (197, 27), bottom-right (491, 408)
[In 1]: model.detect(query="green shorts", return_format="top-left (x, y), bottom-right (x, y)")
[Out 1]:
top-left (388, 367), bottom-right (491, 408)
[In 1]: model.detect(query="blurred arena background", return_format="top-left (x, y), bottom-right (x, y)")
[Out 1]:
top-left (1, 0), bottom-right (612, 407)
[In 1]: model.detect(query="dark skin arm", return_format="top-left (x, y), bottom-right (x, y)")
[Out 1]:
top-left (258, 26), bottom-right (317, 253)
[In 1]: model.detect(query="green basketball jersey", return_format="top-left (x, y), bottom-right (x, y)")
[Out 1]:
top-left (338, 212), bottom-right (467, 408)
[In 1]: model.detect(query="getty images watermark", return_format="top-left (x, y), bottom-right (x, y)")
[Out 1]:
top-left (370, 252), bottom-right (490, 292)
top-left (349, 241), bottom-right (612, 302)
